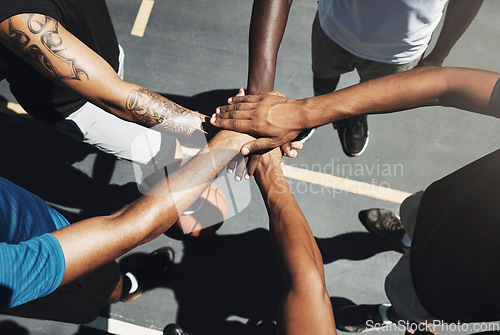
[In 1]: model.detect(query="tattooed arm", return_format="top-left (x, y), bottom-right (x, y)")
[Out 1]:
top-left (0, 13), bottom-right (205, 135)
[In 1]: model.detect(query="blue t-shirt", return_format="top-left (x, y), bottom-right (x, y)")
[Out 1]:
top-left (0, 177), bottom-right (67, 309)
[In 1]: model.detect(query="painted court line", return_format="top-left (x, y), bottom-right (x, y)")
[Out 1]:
top-left (86, 316), bottom-right (163, 335)
top-left (131, 0), bottom-right (155, 37)
top-left (5, 102), bottom-right (27, 115)
top-left (182, 146), bottom-right (411, 203)
top-left (282, 164), bottom-right (411, 204)
top-left (1, 103), bottom-right (411, 203)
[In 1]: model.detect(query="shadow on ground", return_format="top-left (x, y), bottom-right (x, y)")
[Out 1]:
top-left (121, 227), bottom-right (399, 335)
top-left (0, 90), bottom-right (399, 335)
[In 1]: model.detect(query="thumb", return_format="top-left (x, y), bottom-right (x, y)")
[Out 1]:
top-left (268, 90), bottom-right (284, 97)
top-left (241, 138), bottom-right (277, 155)
top-left (281, 142), bottom-right (297, 158)
top-left (236, 88), bottom-right (246, 97)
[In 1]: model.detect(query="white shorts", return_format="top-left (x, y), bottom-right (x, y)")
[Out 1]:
top-left (57, 46), bottom-right (178, 192)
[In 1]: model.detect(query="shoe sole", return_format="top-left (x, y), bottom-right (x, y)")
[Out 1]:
top-left (295, 128), bottom-right (315, 144)
top-left (121, 291), bottom-right (143, 302)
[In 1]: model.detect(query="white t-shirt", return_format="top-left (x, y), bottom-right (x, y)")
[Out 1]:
top-left (318, 0), bottom-right (448, 64)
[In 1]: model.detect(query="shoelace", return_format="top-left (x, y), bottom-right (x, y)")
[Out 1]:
top-left (381, 214), bottom-right (402, 231)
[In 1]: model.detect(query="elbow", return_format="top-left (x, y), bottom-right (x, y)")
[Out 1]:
top-left (289, 270), bottom-right (327, 296)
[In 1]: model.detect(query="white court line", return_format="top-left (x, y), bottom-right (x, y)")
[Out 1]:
top-left (4, 102), bottom-right (27, 114)
top-left (86, 316), bottom-right (163, 335)
top-left (181, 146), bottom-right (411, 204)
top-left (1, 102), bottom-right (411, 204)
top-left (131, 0), bottom-right (155, 37)
top-left (282, 164), bottom-right (411, 204)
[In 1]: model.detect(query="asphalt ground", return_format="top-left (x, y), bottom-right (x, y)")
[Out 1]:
top-left (1, 0), bottom-right (500, 334)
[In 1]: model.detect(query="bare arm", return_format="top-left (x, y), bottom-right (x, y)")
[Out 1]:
top-left (419, 0), bottom-right (483, 67)
top-left (212, 66), bottom-right (500, 154)
top-left (254, 150), bottom-right (336, 335)
top-left (247, 0), bottom-right (293, 95)
top-left (0, 14), bottom-right (206, 135)
top-left (52, 130), bottom-right (252, 285)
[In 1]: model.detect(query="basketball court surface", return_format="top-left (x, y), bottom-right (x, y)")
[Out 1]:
top-left (1, 0), bottom-right (500, 334)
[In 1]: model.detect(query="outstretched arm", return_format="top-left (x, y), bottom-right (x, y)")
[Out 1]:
top-left (234, 0), bottom-right (295, 181)
top-left (247, 0), bottom-right (293, 95)
top-left (212, 66), bottom-right (500, 155)
top-left (418, 0), bottom-right (483, 67)
top-left (254, 150), bottom-right (336, 335)
top-left (52, 130), bottom-right (252, 285)
top-left (0, 14), bottom-right (206, 136)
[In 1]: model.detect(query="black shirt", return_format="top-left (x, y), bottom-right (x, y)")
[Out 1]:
top-left (411, 79), bottom-right (500, 323)
top-left (0, 0), bottom-right (119, 123)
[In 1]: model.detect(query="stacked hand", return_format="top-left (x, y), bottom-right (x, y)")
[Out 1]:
top-left (211, 89), bottom-right (305, 179)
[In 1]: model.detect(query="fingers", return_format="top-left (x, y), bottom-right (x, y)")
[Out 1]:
top-left (245, 154), bottom-right (261, 179)
top-left (210, 117), bottom-right (254, 133)
top-left (212, 108), bottom-right (255, 120)
top-left (291, 141), bottom-right (303, 150)
top-left (235, 88), bottom-right (246, 97)
top-left (240, 138), bottom-right (278, 156)
top-left (234, 155), bottom-right (247, 181)
top-left (226, 156), bottom-right (238, 174)
top-left (280, 141), bottom-right (303, 158)
top-left (268, 90), bottom-right (285, 97)
top-left (280, 142), bottom-right (297, 158)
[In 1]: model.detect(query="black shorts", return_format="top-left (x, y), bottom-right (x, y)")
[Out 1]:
top-left (3, 261), bottom-right (120, 324)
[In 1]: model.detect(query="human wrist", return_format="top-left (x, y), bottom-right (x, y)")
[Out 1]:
top-left (298, 96), bottom-right (332, 127)
top-left (211, 130), bottom-right (254, 151)
top-left (254, 161), bottom-right (283, 187)
top-left (247, 84), bottom-right (273, 96)
top-left (247, 73), bottom-right (274, 95)
top-left (301, 91), bottom-right (354, 125)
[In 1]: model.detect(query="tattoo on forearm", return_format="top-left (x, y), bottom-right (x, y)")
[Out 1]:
top-left (126, 88), bottom-right (204, 135)
top-left (3, 14), bottom-right (88, 81)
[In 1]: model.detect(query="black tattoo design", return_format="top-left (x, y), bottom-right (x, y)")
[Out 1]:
top-left (3, 14), bottom-right (88, 81)
top-left (126, 88), bottom-right (204, 135)
top-left (5, 21), bottom-right (29, 48)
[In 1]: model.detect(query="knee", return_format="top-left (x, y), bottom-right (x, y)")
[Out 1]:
top-left (313, 75), bottom-right (340, 96)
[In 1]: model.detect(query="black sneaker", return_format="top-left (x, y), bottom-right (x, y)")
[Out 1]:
top-left (359, 208), bottom-right (409, 252)
top-left (293, 128), bottom-right (315, 143)
top-left (121, 246), bottom-right (175, 302)
top-left (164, 323), bottom-right (189, 335)
top-left (335, 304), bottom-right (394, 332)
top-left (335, 115), bottom-right (369, 156)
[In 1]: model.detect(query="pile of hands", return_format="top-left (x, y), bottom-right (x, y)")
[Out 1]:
top-left (210, 88), bottom-right (305, 180)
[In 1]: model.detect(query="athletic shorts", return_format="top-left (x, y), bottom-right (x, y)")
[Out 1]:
top-left (385, 192), bottom-right (435, 322)
top-left (52, 45), bottom-right (178, 193)
top-left (311, 12), bottom-right (421, 83)
top-left (4, 261), bottom-right (120, 324)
